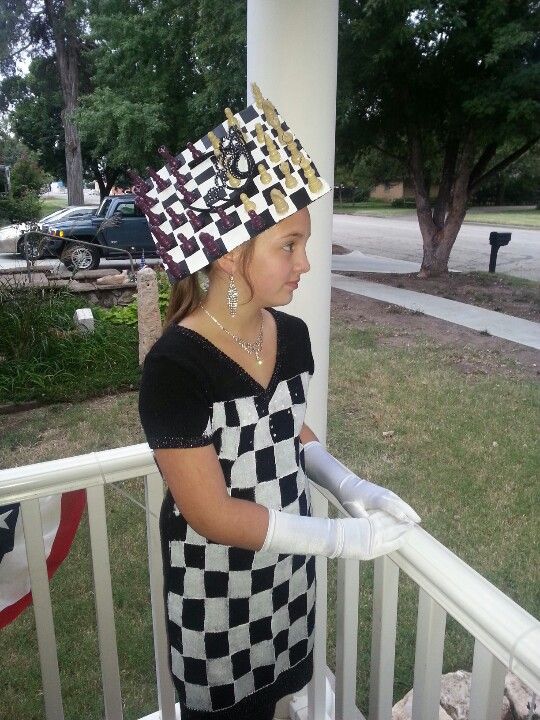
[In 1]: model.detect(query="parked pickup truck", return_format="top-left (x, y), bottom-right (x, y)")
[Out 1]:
top-left (44, 194), bottom-right (157, 270)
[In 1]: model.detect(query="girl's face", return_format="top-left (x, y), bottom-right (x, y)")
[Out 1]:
top-left (242, 207), bottom-right (312, 307)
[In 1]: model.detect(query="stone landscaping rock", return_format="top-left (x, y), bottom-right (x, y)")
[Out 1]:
top-left (392, 688), bottom-right (453, 720)
top-left (73, 308), bottom-right (94, 333)
top-left (440, 670), bottom-right (471, 720)
top-left (136, 267), bottom-right (162, 364)
top-left (393, 671), bottom-right (533, 720)
top-left (96, 271), bottom-right (130, 286)
top-left (72, 268), bottom-right (120, 280)
top-left (505, 672), bottom-right (538, 720)
top-left (0, 272), bottom-right (49, 287)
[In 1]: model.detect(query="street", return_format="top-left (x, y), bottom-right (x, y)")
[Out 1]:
top-left (0, 212), bottom-right (538, 280)
top-left (333, 214), bottom-right (540, 280)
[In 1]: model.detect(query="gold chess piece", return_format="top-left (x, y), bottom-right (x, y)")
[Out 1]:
top-left (264, 133), bottom-right (281, 164)
top-left (279, 160), bottom-right (297, 189)
top-left (288, 141), bottom-right (301, 166)
top-left (226, 170), bottom-right (241, 188)
top-left (255, 123), bottom-right (265, 145)
top-left (224, 107), bottom-right (237, 127)
top-left (258, 164), bottom-right (272, 185)
top-left (270, 188), bottom-right (289, 214)
top-left (300, 156), bottom-right (323, 193)
top-left (251, 82), bottom-right (264, 109)
top-left (240, 193), bottom-right (256, 213)
top-left (282, 131), bottom-right (293, 145)
top-left (208, 131), bottom-right (221, 155)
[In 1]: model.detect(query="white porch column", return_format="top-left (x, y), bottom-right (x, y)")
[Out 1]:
top-left (247, 0), bottom-right (339, 444)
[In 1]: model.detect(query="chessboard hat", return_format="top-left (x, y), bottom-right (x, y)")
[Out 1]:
top-left (129, 83), bottom-right (331, 281)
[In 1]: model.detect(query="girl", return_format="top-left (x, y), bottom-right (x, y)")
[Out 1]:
top-left (138, 90), bottom-right (418, 720)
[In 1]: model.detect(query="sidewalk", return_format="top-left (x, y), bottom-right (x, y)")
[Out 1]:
top-left (331, 272), bottom-right (540, 350)
top-left (332, 250), bottom-right (420, 274)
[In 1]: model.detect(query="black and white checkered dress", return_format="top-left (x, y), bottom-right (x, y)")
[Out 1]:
top-left (139, 308), bottom-right (316, 719)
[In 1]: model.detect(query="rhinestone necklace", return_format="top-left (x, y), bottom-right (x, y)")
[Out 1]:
top-left (199, 304), bottom-right (264, 365)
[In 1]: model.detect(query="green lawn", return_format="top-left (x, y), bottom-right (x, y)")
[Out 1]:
top-left (334, 202), bottom-right (540, 228)
top-left (1, 319), bottom-right (538, 718)
top-left (39, 196), bottom-right (68, 217)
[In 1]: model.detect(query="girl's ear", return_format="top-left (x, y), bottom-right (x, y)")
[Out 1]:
top-left (215, 247), bottom-right (241, 275)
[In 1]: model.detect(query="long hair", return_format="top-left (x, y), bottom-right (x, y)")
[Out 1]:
top-left (163, 238), bottom-right (257, 330)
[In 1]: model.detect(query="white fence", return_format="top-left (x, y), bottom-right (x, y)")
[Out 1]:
top-left (1, 444), bottom-right (538, 720)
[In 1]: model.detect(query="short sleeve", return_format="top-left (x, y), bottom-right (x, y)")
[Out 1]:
top-left (138, 352), bottom-right (213, 449)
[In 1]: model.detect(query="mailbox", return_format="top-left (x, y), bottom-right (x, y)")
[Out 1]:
top-left (488, 231), bottom-right (511, 273)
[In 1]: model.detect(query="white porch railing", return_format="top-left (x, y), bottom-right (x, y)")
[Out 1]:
top-left (1, 444), bottom-right (538, 720)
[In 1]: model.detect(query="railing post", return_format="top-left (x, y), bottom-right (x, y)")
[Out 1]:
top-left (144, 472), bottom-right (177, 720)
top-left (469, 640), bottom-right (507, 720)
top-left (335, 557), bottom-right (360, 719)
top-left (21, 498), bottom-right (65, 720)
top-left (369, 556), bottom-right (400, 720)
top-left (86, 483), bottom-right (124, 720)
top-left (308, 490), bottom-right (330, 720)
top-left (411, 589), bottom-right (447, 720)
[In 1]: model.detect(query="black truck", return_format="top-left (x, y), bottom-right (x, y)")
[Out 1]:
top-left (44, 194), bottom-right (157, 270)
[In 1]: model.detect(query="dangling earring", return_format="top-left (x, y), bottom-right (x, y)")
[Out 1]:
top-left (198, 271), bottom-right (210, 293)
top-left (227, 274), bottom-right (238, 317)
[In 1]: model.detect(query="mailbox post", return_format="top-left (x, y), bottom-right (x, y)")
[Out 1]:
top-left (489, 231), bottom-right (512, 273)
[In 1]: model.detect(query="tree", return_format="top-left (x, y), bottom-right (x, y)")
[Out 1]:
top-left (76, 0), bottom-right (246, 198)
top-left (0, 0), bottom-right (86, 204)
top-left (338, 0), bottom-right (539, 276)
top-left (2, 57), bottom-right (66, 182)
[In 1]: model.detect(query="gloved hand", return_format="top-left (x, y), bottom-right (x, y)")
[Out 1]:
top-left (260, 508), bottom-right (414, 561)
top-left (303, 440), bottom-right (420, 524)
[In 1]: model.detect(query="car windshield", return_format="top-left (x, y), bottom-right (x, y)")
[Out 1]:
top-left (96, 198), bottom-right (113, 217)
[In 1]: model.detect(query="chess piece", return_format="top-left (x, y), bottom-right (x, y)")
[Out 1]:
top-left (177, 184), bottom-right (197, 205)
top-left (240, 193), bottom-right (256, 213)
top-left (264, 133), bottom-right (281, 164)
top-left (217, 207), bottom-right (234, 230)
top-left (224, 108), bottom-right (237, 127)
top-left (251, 82), bottom-right (264, 109)
top-left (248, 210), bottom-right (265, 232)
top-left (187, 209), bottom-right (203, 230)
top-left (166, 206), bottom-right (187, 230)
top-left (208, 131), bottom-right (221, 155)
top-left (279, 161), bottom-right (297, 189)
top-left (226, 171), bottom-right (241, 188)
top-left (255, 123), bottom-right (265, 145)
top-left (270, 188), bottom-right (289, 214)
top-left (288, 141), bottom-right (301, 166)
top-left (186, 141), bottom-right (202, 159)
top-left (282, 131), bottom-right (293, 145)
top-left (150, 225), bottom-right (175, 251)
top-left (158, 146), bottom-right (180, 170)
top-left (177, 233), bottom-right (198, 255)
top-left (146, 166), bottom-right (169, 192)
top-left (300, 156), bottom-right (323, 193)
top-left (258, 163), bottom-right (272, 185)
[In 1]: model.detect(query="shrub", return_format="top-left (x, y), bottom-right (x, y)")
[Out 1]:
top-left (97, 268), bottom-right (172, 326)
top-left (11, 156), bottom-right (49, 198)
top-left (0, 193), bottom-right (41, 224)
top-left (0, 278), bottom-right (139, 404)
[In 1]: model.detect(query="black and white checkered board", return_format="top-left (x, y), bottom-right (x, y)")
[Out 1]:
top-left (162, 371), bottom-right (316, 712)
top-left (141, 102), bottom-right (331, 280)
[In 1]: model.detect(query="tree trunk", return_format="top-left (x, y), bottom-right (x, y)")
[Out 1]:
top-left (44, 0), bottom-right (84, 206)
top-left (410, 130), bottom-right (474, 278)
top-left (91, 161), bottom-right (120, 202)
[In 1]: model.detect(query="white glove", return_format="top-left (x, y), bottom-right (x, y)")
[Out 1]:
top-left (303, 440), bottom-right (421, 524)
top-left (261, 508), bottom-right (414, 560)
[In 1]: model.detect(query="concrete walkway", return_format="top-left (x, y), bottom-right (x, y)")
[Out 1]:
top-left (332, 250), bottom-right (420, 274)
top-left (331, 273), bottom-right (540, 350)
